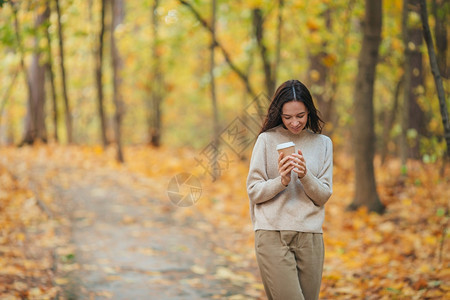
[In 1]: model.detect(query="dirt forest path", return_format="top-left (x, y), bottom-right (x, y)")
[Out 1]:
top-left (0, 148), bottom-right (263, 300)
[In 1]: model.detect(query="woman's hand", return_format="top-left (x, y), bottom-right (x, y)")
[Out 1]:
top-left (291, 150), bottom-right (307, 179)
top-left (278, 152), bottom-right (294, 186)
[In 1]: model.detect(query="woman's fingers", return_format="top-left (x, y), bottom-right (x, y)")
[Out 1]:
top-left (280, 164), bottom-right (294, 186)
top-left (281, 163), bottom-right (294, 174)
top-left (279, 154), bottom-right (291, 164)
top-left (278, 154), bottom-right (294, 186)
top-left (291, 154), bottom-right (306, 167)
top-left (278, 155), bottom-right (292, 169)
top-left (292, 162), bottom-right (307, 178)
top-left (279, 164), bottom-right (293, 177)
top-left (292, 166), bottom-right (306, 174)
top-left (291, 153), bottom-right (305, 163)
top-left (288, 153), bottom-right (306, 178)
top-left (279, 151), bottom-right (308, 180)
top-left (278, 152), bottom-right (284, 163)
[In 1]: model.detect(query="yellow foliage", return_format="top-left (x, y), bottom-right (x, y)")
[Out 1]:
top-left (0, 163), bottom-right (60, 299)
top-left (322, 53), bottom-right (337, 67)
top-left (306, 18), bottom-right (320, 32)
top-left (246, 0), bottom-right (264, 9)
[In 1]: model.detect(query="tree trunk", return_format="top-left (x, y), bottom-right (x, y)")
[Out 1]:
top-left (400, 0), bottom-right (411, 167)
top-left (209, 0), bottom-right (220, 180)
top-left (252, 8), bottom-right (275, 97)
top-left (381, 76), bottom-right (403, 164)
top-left (273, 0), bottom-right (283, 87)
top-left (403, 0), bottom-right (427, 160)
top-left (307, 7), bottom-right (332, 122)
top-left (432, 0), bottom-right (448, 78)
top-left (11, 2), bottom-right (33, 145)
top-left (408, 22), bottom-right (426, 159)
top-left (111, 0), bottom-right (125, 162)
top-left (348, 0), bottom-right (385, 213)
top-left (95, 0), bottom-right (108, 148)
top-left (149, 0), bottom-right (163, 147)
top-left (327, 0), bottom-right (356, 134)
top-left (419, 0), bottom-right (450, 158)
top-left (308, 50), bottom-right (328, 116)
top-left (55, 0), bottom-right (73, 143)
top-left (22, 5), bottom-right (50, 145)
top-left (45, 0), bottom-right (58, 143)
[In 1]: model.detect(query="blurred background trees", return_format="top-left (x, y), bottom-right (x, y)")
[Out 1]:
top-left (0, 0), bottom-right (448, 210)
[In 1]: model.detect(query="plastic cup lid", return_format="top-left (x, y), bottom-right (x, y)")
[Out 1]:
top-left (276, 141), bottom-right (295, 150)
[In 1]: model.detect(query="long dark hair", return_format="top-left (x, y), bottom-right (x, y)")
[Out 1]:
top-left (260, 79), bottom-right (324, 134)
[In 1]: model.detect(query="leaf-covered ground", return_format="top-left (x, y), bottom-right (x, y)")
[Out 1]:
top-left (0, 145), bottom-right (448, 299)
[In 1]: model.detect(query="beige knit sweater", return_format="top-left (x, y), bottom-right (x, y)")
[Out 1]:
top-left (246, 125), bottom-right (333, 233)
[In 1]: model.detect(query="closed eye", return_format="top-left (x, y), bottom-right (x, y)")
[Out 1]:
top-left (282, 114), bottom-right (306, 118)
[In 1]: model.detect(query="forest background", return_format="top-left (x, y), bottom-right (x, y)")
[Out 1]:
top-left (0, 0), bottom-right (449, 299)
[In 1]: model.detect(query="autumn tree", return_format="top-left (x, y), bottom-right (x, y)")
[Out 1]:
top-left (252, 8), bottom-right (275, 97)
top-left (55, 0), bottom-right (73, 143)
top-left (7, 2), bottom-right (30, 144)
top-left (209, 0), bottom-right (220, 179)
top-left (419, 0), bottom-right (450, 158)
top-left (111, 0), bottom-right (125, 162)
top-left (432, 0), bottom-right (448, 78)
top-left (45, 0), bottom-right (58, 143)
top-left (93, 0), bottom-right (109, 148)
top-left (179, 0), bottom-right (256, 97)
top-left (149, 0), bottom-right (164, 147)
top-left (0, 3), bottom-right (18, 137)
top-left (274, 0), bottom-right (283, 87)
top-left (306, 6), bottom-right (332, 125)
top-left (251, 0), bottom-right (284, 97)
top-left (326, 0), bottom-right (357, 132)
top-left (179, 0), bottom-right (285, 127)
top-left (348, 0), bottom-right (385, 213)
top-left (21, 3), bottom-right (50, 145)
top-left (401, 0), bottom-right (427, 161)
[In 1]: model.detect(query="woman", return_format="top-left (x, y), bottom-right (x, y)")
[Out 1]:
top-left (247, 79), bottom-right (333, 300)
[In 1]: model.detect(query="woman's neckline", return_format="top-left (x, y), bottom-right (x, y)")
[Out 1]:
top-left (277, 124), bottom-right (310, 137)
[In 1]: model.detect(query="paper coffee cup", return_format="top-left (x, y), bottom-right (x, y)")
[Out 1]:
top-left (276, 142), bottom-right (295, 157)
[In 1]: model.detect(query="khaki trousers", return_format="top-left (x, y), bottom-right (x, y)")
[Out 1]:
top-left (255, 230), bottom-right (324, 300)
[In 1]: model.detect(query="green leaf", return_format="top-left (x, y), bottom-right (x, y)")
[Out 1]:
top-left (436, 208), bottom-right (445, 217)
top-left (0, 24), bottom-right (16, 47)
top-left (62, 253), bottom-right (76, 263)
top-left (428, 280), bottom-right (441, 287)
top-left (386, 287), bottom-right (401, 294)
top-left (423, 154), bottom-right (431, 164)
top-left (401, 165), bottom-right (408, 176)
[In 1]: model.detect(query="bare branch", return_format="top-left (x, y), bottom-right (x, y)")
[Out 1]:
top-left (178, 0), bottom-right (256, 97)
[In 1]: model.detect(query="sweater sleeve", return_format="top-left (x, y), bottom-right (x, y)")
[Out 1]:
top-left (247, 134), bottom-right (286, 204)
top-left (300, 137), bottom-right (333, 207)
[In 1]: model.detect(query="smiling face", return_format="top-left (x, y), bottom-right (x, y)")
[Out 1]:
top-left (281, 101), bottom-right (309, 134)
